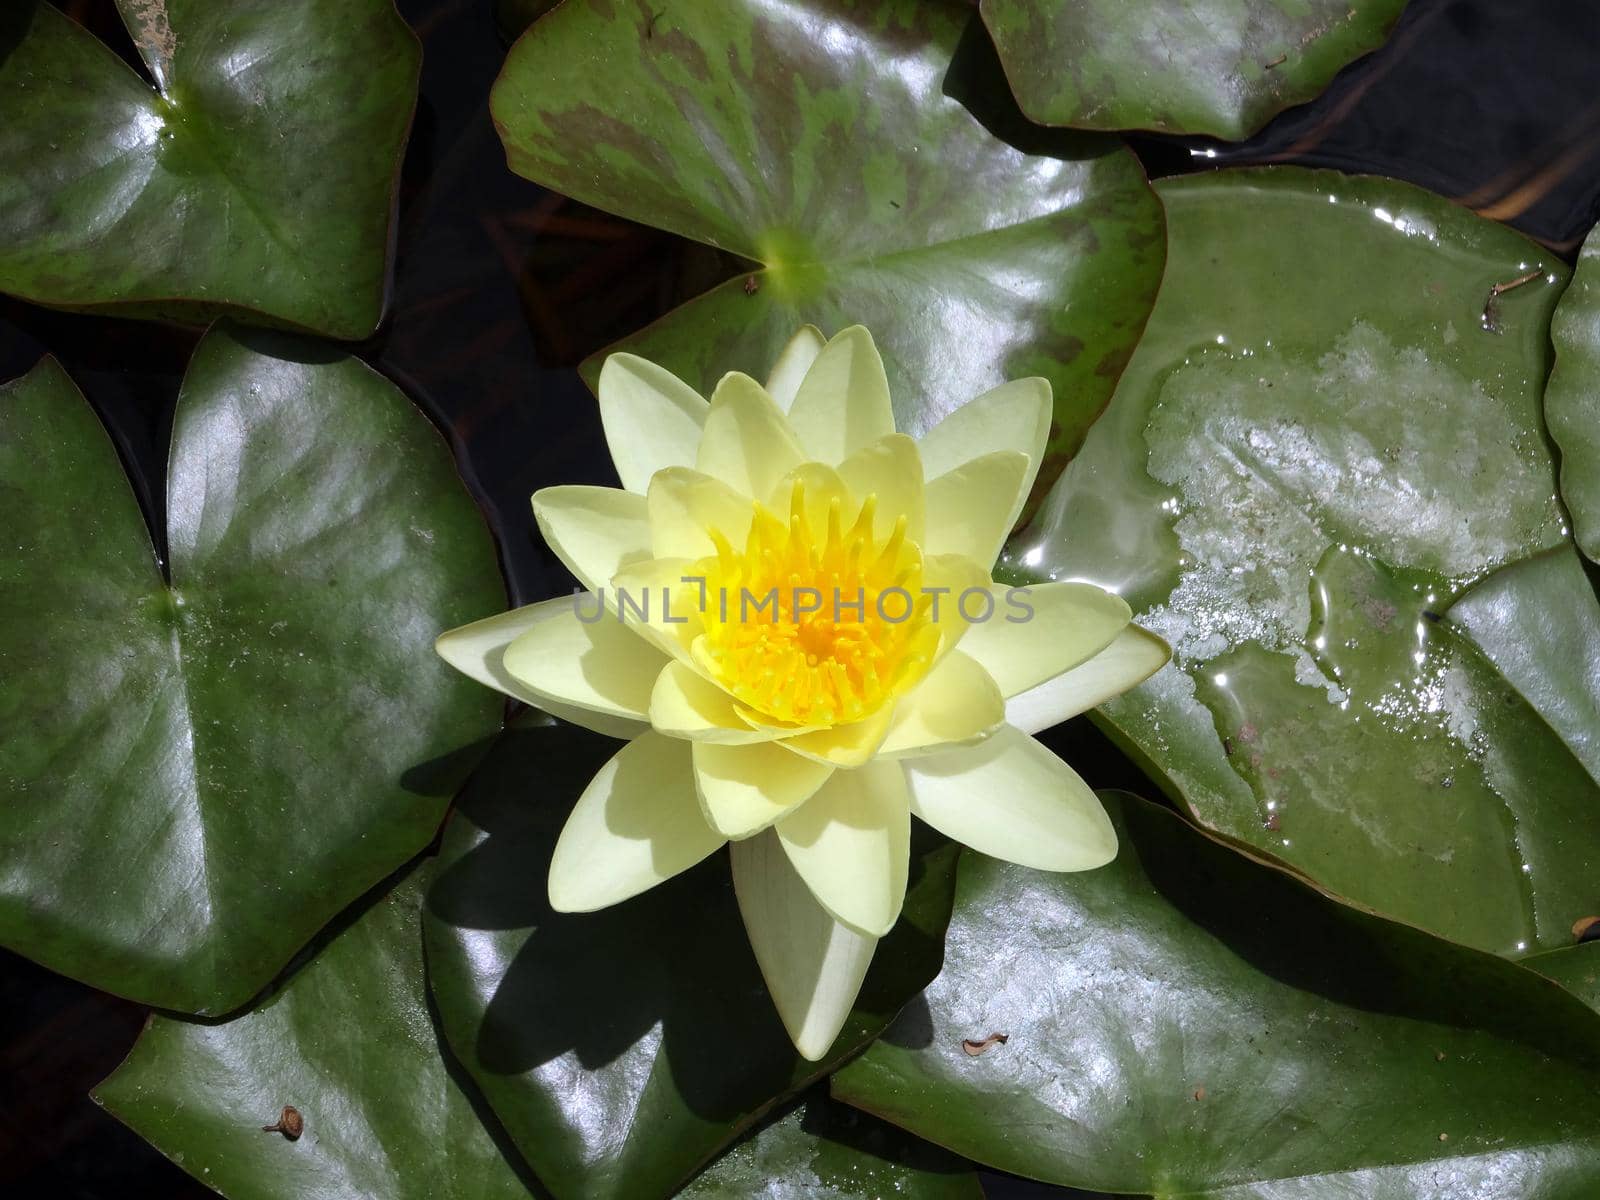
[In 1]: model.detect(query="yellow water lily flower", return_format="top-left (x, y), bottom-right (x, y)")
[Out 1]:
top-left (437, 326), bottom-right (1169, 1059)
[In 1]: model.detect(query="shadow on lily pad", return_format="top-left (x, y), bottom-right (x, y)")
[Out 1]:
top-left (423, 716), bottom-right (955, 1200)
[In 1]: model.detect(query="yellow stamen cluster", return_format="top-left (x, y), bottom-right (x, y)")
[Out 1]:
top-left (693, 478), bottom-right (940, 727)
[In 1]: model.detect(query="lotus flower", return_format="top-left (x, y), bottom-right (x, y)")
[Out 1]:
top-left (437, 326), bottom-right (1168, 1058)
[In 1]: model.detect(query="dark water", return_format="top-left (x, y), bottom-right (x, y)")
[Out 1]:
top-left (3, 0), bottom-right (1598, 1195)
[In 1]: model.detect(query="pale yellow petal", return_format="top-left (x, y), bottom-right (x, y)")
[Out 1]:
top-left (731, 700), bottom-right (827, 740)
top-left (778, 706), bottom-right (893, 767)
top-left (1005, 625), bottom-right (1171, 735)
top-left (878, 650), bottom-right (1005, 758)
top-left (435, 599), bottom-right (648, 739)
top-left (764, 325), bottom-right (826, 413)
top-left (609, 556), bottom-right (703, 662)
top-left (597, 353), bottom-right (708, 494)
top-left (904, 725), bottom-right (1117, 871)
top-left (786, 325), bottom-right (895, 464)
top-left (765, 461), bottom-right (853, 531)
top-left (731, 829), bottom-right (876, 1061)
top-left (532, 485), bottom-right (652, 592)
top-left (503, 603), bottom-right (665, 726)
top-left (548, 732), bottom-right (726, 911)
top-left (836, 433), bottom-right (925, 545)
top-left (922, 450), bottom-right (1030, 566)
top-left (959, 582), bottom-right (1132, 698)
top-left (917, 377), bottom-right (1051, 501)
top-left (693, 741), bottom-right (835, 838)
top-left (776, 760), bottom-right (910, 936)
top-left (920, 552), bottom-right (995, 660)
top-left (650, 660), bottom-right (777, 743)
top-left (695, 372), bottom-right (804, 501)
top-left (647, 467), bottom-right (754, 561)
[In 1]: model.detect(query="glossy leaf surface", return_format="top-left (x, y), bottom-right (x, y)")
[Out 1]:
top-left (682, 1092), bottom-right (981, 1199)
top-left (979, 0), bottom-right (1405, 140)
top-left (1527, 944), bottom-right (1600, 1015)
top-left (493, 0), bottom-right (1164, 501)
top-left (1446, 547), bottom-right (1600, 790)
top-left (0, 328), bottom-right (503, 1013)
top-left (95, 869), bottom-right (535, 1200)
top-left (0, 0), bottom-right (419, 337)
top-left (1010, 167), bottom-right (1599, 956)
top-left (1547, 223), bottom-right (1600, 562)
top-left (834, 793), bottom-right (1600, 1197)
top-left (423, 716), bottom-right (959, 1200)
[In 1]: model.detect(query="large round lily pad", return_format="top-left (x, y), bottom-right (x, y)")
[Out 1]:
top-left (0, 0), bottom-right (420, 338)
top-left (832, 792), bottom-right (1600, 1197)
top-left (491, 0), bottom-right (1164, 506)
top-left (1008, 166), bottom-right (1600, 957)
top-left (1445, 547), bottom-right (1600, 792)
top-left (422, 716), bottom-right (960, 1200)
top-left (979, 0), bottom-right (1406, 140)
top-left (0, 326), bottom-right (503, 1013)
top-left (94, 868), bottom-right (536, 1200)
top-left (98, 859), bottom-right (981, 1200)
top-left (1546, 223), bottom-right (1600, 563)
top-left (682, 1092), bottom-right (982, 1199)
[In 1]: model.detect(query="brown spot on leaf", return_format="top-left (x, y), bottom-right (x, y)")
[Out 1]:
top-left (262, 1106), bottom-right (304, 1140)
top-left (1093, 343), bottom-right (1133, 379)
top-left (123, 0), bottom-right (177, 74)
top-left (1573, 915), bottom-right (1600, 942)
top-left (961, 1032), bottom-right (1009, 1057)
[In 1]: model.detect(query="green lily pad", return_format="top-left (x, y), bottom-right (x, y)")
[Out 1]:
top-left (1008, 166), bottom-right (1600, 957)
top-left (0, 0), bottom-right (420, 338)
top-left (0, 326), bottom-right (503, 1014)
top-left (682, 1092), bottom-right (981, 1199)
top-left (98, 867), bottom-right (979, 1200)
top-left (1446, 546), bottom-right (1600, 790)
top-left (979, 0), bottom-right (1406, 140)
top-left (491, 0), bottom-right (1164, 505)
top-left (423, 716), bottom-right (960, 1200)
top-left (832, 792), bottom-right (1600, 1197)
top-left (1546, 223), bottom-right (1600, 563)
top-left (1525, 944), bottom-right (1600, 1014)
top-left (94, 868), bottom-right (535, 1200)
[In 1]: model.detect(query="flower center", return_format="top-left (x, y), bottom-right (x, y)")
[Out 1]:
top-left (691, 478), bottom-right (939, 728)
